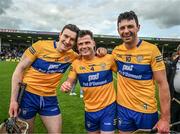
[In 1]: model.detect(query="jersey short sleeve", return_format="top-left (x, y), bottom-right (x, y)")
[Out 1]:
top-left (24, 41), bottom-right (42, 62)
top-left (151, 46), bottom-right (165, 71)
top-left (68, 60), bottom-right (78, 80)
top-left (109, 54), bottom-right (117, 72)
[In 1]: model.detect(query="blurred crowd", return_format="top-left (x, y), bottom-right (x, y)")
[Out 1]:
top-left (0, 46), bottom-right (178, 63)
top-left (0, 47), bottom-right (25, 61)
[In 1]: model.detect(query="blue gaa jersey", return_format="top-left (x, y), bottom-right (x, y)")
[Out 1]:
top-left (68, 54), bottom-right (117, 112)
top-left (23, 40), bottom-right (78, 96)
top-left (112, 40), bottom-right (165, 113)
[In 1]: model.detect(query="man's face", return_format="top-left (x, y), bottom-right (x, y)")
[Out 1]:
top-left (77, 35), bottom-right (95, 57)
top-left (59, 29), bottom-right (77, 51)
top-left (117, 19), bottom-right (139, 44)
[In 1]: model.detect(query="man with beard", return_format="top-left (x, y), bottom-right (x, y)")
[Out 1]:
top-left (61, 30), bottom-right (117, 134)
top-left (112, 11), bottom-right (170, 133)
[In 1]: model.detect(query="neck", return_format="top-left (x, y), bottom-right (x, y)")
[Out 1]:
top-left (56, 41), bottom-right (63, 52)
top-left (125, 38), bottom-right (140, 49)
top-left (83, 53), bottom-right (95, 60)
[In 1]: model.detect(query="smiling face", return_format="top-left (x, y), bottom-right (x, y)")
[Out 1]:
top-left (59, 28), bottom-right (77, 52)
top-left (77, 35), bottom-right (95, 58)
top-left (117, 19), bottom-right (140, 46)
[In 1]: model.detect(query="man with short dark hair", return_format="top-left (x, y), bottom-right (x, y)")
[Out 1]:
top-left (112, 11), bottom-right (170, 133)
top-left (9, 24), bottom-right (80, 133)
top-left (61, 30), bottom-right (117, 134)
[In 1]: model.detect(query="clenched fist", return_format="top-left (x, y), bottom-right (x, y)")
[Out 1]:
top-left (60, 81), bottom-right (72, 93)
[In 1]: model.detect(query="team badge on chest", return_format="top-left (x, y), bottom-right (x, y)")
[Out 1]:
top-left (100, 63), bottom-right (106, 70)
top-left (64, 56), bottom-right (70, 62)
top-left (136, 55), bottom-right (143, 63)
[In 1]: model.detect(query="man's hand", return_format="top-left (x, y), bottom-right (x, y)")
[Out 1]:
top-left (9, 101), bottom-right (19, 117)
top-left (153, 118), bottom-right (170, 133)
top-left (96, 47), bottom-right (107, 57)
top-left (61, 81), bottom-right (72, 93)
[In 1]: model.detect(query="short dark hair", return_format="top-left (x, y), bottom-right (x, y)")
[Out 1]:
top-left (61, 24), bottom-right (80, 42)
top-left (117, 11), bottom-right (139, 27)
top-left (78, 30), bottom-right (94, 40)
top-left (61, 24), bottom-right (80, 34)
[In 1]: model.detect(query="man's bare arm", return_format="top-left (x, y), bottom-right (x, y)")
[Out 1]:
top-left (153, 70), bottom-right (170, 133)
top-left (9, 55), bottom-right (33, 117)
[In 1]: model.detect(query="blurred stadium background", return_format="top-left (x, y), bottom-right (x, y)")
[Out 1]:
top-left (0, 28), bottom-right (180, 61)
top-left (0, 28), bottom-right (179, 133)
